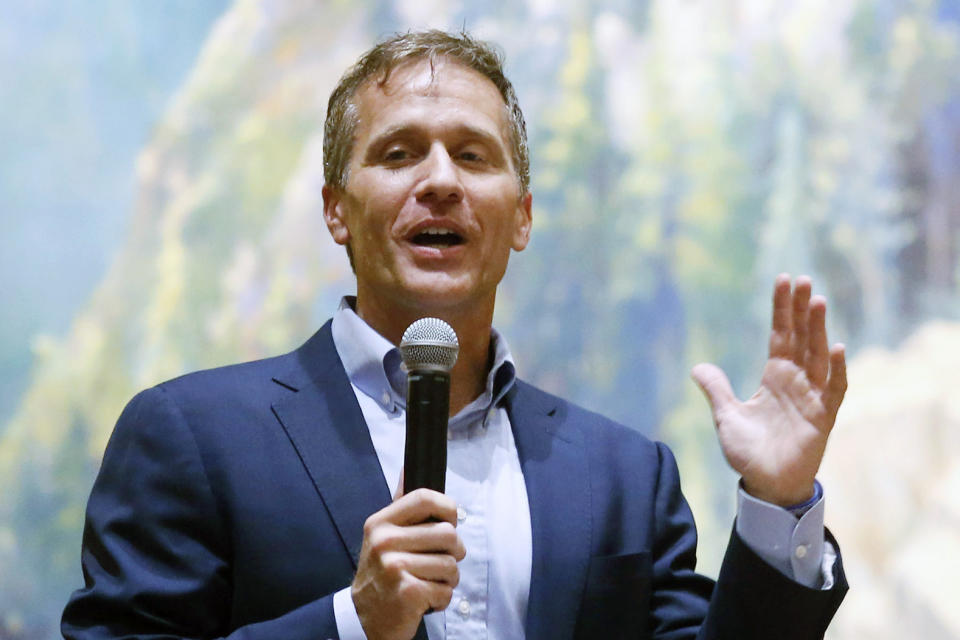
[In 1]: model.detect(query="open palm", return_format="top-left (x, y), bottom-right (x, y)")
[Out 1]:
top-left (692, 275), bottom-right (847, 506)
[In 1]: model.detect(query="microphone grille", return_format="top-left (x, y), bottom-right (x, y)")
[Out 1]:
top-left (399, 317), bottom-right (459, 372)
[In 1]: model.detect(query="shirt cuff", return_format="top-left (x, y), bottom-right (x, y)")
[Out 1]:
top-left (333, 586), bottom-right (368, 640)
top-left (735, 482), bottom-right (826, 589)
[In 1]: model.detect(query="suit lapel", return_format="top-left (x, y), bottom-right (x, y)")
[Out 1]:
top-left (508, 382), bottom-right (592, 640)
top-left (271, 321), bottom-right (392, 567)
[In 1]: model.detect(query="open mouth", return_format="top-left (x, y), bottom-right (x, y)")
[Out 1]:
top-left (410, 227), bottom-right (465, 248)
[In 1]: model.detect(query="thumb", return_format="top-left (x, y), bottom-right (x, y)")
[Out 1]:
top-left (691, 363), bottom-right (737, 419)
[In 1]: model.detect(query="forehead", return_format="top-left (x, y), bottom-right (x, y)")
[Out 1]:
top-left (351, 58), bottom-right (511, 146)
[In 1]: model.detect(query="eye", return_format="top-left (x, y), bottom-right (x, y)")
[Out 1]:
top-left (458, 148), bottom-right (487, 164)
top-left (383, 147), bottom-right (411, 163)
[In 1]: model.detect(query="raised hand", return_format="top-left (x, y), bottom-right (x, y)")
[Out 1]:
top-left (691, 274), bottom-right (847, 506)
top-left (352, 488), bottom-right (466, 640)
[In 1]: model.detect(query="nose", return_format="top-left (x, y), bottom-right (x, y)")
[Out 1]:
top-left (415, 143), bottom-right (463, 203)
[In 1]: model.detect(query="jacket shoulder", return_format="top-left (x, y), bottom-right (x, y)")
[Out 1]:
top-left (150, 320), bottom-right (339, 407)
top-left (157, 350), bottom-right (294, 397)
top-left (512, 378), bottom-right (665, 456)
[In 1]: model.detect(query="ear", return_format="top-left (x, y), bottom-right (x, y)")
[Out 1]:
top-left (511, 190), bottom-right (533, 251)
top-left (322, 184), bottom-right (351, 246)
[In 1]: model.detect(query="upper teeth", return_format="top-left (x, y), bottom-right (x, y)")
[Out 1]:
top-left (422, 228), bottom-right (453, 235)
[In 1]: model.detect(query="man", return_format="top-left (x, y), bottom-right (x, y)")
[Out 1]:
top-left (63, 30), bottom-right (848, 639)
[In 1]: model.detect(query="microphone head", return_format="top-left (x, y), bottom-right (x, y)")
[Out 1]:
top-left (399, 318), bottom-right (459, 373)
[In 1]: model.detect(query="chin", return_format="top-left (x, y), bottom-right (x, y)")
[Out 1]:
top-left (399, 280), bottom-right (487, 312)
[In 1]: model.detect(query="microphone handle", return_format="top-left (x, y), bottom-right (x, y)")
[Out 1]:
top-left (403, 370), bottom-right (450, 494)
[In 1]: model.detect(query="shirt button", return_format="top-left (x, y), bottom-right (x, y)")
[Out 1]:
top-left (380, 390), bottom-right (390, 406)
top-left (795, 545), bottom-right (808, 559)
top-left (457, 598), bottom-right (471, 616)
top-left (457, 506), bottom-right (467, 523)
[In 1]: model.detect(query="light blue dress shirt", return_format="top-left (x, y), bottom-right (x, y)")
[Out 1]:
top-left (329, 298), bottom-right (832, 639)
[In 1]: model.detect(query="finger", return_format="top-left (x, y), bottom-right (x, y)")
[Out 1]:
top-left (370, 489), bottom-right (458, 529)
top-left (365, 521), bottom-right (464, 567)
top-left (383, 550), bottom-right (461, 585)
top-left (393, 573), bottom-right (454, 615)
top-left (823, 343), bottom-right (847, 421)
top-left (790, 276), bottom-right (812, 366)
top-left (396, 521), bottom-right (465, 557)
top-left (805, 296), bottom-right (829, 387)
top-left (691, 363), bottom-right (738, 420)
top-left (769, 274), bottom-right (793, 359)
top-left (395, 489), bottom-right (459, 526)
top-left (424, 579), bottom-right (456, 612)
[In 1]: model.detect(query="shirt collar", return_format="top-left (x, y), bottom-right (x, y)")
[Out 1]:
top-left (330, 296), bottom-right (516, 425)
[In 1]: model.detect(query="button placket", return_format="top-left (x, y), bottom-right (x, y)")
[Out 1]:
top-left (445, 489), bottom-right (486, 640)
top-left (443, 406), bottom-right (501, 640)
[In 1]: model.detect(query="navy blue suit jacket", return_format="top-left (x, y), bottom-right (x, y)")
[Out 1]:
top-left (63, 321), bottom-right (847, 639)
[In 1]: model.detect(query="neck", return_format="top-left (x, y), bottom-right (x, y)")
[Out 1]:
top-left (355, 295), bottom-right (495, 416)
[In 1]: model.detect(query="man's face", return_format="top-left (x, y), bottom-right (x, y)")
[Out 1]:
top-left (323, 58), bottom-right (532, 325)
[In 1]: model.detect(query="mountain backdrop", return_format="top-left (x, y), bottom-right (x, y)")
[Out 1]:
top-left (2, 0), bottom-right (959, 637)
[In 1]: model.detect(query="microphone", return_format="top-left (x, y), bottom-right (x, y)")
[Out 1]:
top-left (399, 317), bottom-right (459, 494)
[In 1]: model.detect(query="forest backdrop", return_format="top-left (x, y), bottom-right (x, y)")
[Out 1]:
top-left (2, 0), bottom-right (960, 638)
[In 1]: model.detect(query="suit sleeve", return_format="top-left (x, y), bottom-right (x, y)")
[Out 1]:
top-left (648, 442), bottom-right (848, 640)
top-left (61, 387), bottom-right (342, 640)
